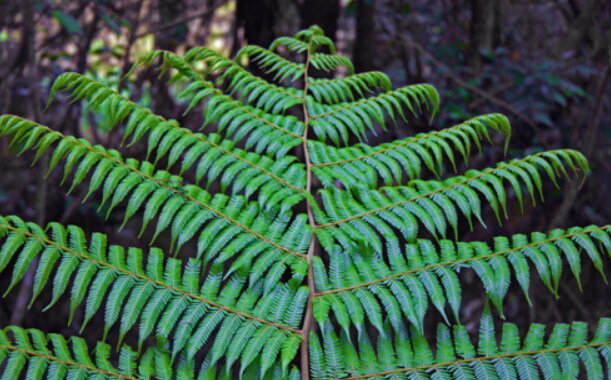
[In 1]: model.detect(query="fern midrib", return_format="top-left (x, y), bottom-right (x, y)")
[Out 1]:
top-left (300, 40), bottom-right (321, 380)
top-left (336, 342), bottom-right (610, 380)
top-left (0, 343), bottom-right (137, 379)
top-left (241, 70), bottom-right (302, 100)
top-left (244, 45), bottom-right (306, 73)
top-left (224, 54), bottom-right (302, 100)
top-left (61, 75), bottom-right (306, 193)
top-left (164, 51), bottom-right (305, 139)
top-left (315, 149), bottom-right (581, 228)
top-left (309, 85), bottom-right (427, 119)
top-left (195, 47), bottom-right (302, 99)
top-left (314, 226), bottom-right (609, 296)
top-left (149, 106), bottom-right (306, 194)
top-left (307, 71), bottom-right (386, 87)
top-left (310, 114), bottom-right (503, 168)
top-left (0, 223), bottom-right (300, 333)
top-left (8, 119), bottom-right (306, 258)
top-left (217, 94), bottom-right (303, 139)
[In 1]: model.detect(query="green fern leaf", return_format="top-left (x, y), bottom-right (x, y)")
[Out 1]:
top-left (0, 25), bottom-right (608, 379)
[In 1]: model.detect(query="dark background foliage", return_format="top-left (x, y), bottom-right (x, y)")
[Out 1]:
top-left (0, 0), bottom-right (609, 351)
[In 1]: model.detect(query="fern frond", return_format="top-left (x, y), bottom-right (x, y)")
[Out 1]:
top-left (0, 215), bottom-right (305, 367)
top-left (312, 226), bottom-right (609, 333)
top-left (310, 53), bottom-right (354, 75)
top-left (189, 346), bottom-right (303, 380)
top-left (0, 116), bottom-right (311, 267)
top-left (294, 26), bottom-right (336, 53)
top-left (0, 326), bottom-right (159, 379)
top-left (116, 51), bottom-right (304, 152)
top-left (195, 92), bottom-right (305, 157)
top-left (132, 50), bottom-right (305, 157)
top-left (1, 25), bottom-right (608, 379)
top-left (314, 149), bottom-right (588, 251)
top-left (183, 47), bottom-right (304, 112)
top-left (0, 325), bottom-right (304, 379)
top-left (309, 113), bottom-right (511, 188)
top-left (269, 37), bottom-right (311, 53)
top-left (307, 84), bottom-right (440, 145)
top-left (50, 74), bottom-right (308, 204)
top-left (235, 45), bottom-right (305, 83)
top-left (308, 72), bottom-right (392, 104)
top-left (191, 91), bottom-right (305, 154)
top-left (309, 315), bottom-right (611, 380)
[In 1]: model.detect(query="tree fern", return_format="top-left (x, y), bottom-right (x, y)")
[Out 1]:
top-left (0, 25), bottom-right (608, 379)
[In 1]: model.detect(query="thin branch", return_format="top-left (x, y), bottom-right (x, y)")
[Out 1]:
top-left (548, 66), bottom-right (609, 229)
top-left (134, 0), bottom-right (226, 39)
top-left (393, 31), bottom-right (538, 129)
top-left (118, 1), bottom-right (144, 92)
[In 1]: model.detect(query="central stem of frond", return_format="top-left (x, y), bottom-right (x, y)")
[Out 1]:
top-left (300, 42), bottom-right (317, 380)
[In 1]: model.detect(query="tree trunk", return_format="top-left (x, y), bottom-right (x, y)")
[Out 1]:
top-left (301, 0), bottom-right (340, 43)
top-left (156, 0), bottom-right (188, 50)
top-left (234, 0), bottom-right (299, 81)
top-left (353, 0), bottom-right (377, 73)
top-left (492, 0), bottom-right (506, 47)
top-left (301, 0), bottom-right (340, 78)
top-left (466, 0), bottom-right (495, 73)
top-left (153, 0), bottom-right (186, 120)
top-left (235, 0), bottom-right (299, 48)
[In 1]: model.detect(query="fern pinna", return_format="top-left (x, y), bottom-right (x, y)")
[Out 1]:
top-left (0, 26), bottom-right (609, 379)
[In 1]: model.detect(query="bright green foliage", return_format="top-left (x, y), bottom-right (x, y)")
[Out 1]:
top-left (0, 215), bottom-right (305, 368)
top-left (309, 113), bottom-right (512, 188)
top-left (0, 325), bottom-right (301, 379)
top-left (0, 326), bottom-right (161, 379)
top-left (0, 26), bottom-right (609, 379)
top-left (310, 314), bottom-right (611, 379)
top-left (313, 226), bottom-right (610, 335)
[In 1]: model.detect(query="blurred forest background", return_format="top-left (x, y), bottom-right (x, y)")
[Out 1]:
top-left (0, 0), bottom-right (609, 351)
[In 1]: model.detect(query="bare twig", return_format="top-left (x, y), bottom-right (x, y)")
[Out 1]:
top-left (76, 3), bottom-right (100, 74)
top-left (548, 66), bottom-right (610, 229)
top-left (468, 81), bottom-right (514, 109)
top-left (391, 29), bottom-right (539, 129)
top-left (134, 0), bottom-right (226, 39)
top-left (0, 77), bottom-right (11, 156)
top-left (559, 282), bottom-right (590, 319)
top-left (10, 0), bottom-right (47, 325)
top-left (118, 2), bottom-right (145, 92)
